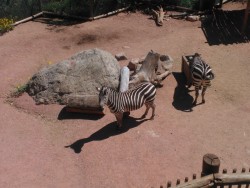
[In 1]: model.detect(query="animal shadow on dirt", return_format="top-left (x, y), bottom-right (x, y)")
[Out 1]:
top-left (65, 117), bottom-right (149, 153)
top-left (58, 107), bottom-right (104, 121)
top-left (172, 72), bottom-right (194, 112)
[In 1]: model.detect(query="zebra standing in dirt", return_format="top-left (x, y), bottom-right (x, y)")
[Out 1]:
top-left (97, 82), bottom-right (156, 129)
top-left (189, 53), bottom-right (215, 106)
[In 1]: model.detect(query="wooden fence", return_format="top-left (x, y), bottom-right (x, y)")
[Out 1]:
top-left (158, 154), bottom-right (250, 188)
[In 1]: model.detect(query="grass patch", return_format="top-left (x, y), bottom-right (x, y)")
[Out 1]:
top-left (10, 83), bottom-right (28, 98)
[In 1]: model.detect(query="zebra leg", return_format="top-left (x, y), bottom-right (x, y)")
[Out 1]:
top-left (201, 87), bottom-right (207, 104)
top-left (141, 104), bottom-right (150, 119)
top-left (193, 86), bottom-right (199, 106)
top-left (141, 102), bottom-right (155, 120)
top-left (115, 112), bottom-right (123, 130)
top-left (150, 102), bottom-right (156, 120)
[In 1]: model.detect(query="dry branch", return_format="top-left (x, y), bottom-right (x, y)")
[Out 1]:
top-left (12, 12), bottom-right (44, 26)
top-left (90, 6), bottom-right (130, 20)
top-left (152, 6), bottom-right (166, 26)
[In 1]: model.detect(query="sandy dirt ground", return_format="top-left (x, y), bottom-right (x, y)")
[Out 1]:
top-left (0, 2), bottom-right (250, 188)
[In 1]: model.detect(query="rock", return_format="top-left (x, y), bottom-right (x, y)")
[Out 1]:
top-left (127, 58), bottom-right (140, 71)
top-left (186, 15), bottom-right (200, 22)
top-left (26, 48), bottom-right (120, 108)
top-left (115, 52), bottom-right (128, 61)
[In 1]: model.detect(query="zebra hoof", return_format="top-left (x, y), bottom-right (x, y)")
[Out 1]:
top-left (192, 102), bottom-right (197, 106)
top-left (202, 100), bottom-right (205, 104)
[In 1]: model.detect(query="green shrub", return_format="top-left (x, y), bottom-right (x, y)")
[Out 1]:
top-left (180, 0), bottom-right (200, 9)
top-left (0, 18), bottom-right (14, 34)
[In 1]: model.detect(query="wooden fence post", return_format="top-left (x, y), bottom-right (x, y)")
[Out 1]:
top-left (201, 153), bottom-right (220, 177)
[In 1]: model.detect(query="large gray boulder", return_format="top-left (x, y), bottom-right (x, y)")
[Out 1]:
top-left (26, 48), bottom-right (120, 109)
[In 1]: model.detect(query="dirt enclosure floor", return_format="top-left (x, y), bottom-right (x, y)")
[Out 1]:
top-left (0, 2), bottom-right (250, 188)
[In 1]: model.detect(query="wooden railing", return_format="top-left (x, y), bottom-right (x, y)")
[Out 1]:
top-left (158, 154), bottom-right (250, 188)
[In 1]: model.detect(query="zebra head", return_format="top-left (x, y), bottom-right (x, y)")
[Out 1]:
top-left (97, 86), bottom-right (110, 107)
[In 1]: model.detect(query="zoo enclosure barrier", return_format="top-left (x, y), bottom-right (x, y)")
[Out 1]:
top-left (160, 154), bottom-right (250, 188)
top-left (0, 0), bottom-right (211, 21)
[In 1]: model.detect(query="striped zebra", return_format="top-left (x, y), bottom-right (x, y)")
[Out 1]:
top-left (97, 82), bottom-right (156, 129)
top-left (189, 53), bottom-right (215, 106)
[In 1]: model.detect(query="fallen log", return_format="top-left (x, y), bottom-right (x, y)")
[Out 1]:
top-left (129, 50), bottom-right (160, 87)
top-left (12, 12), bottom-right (44, 26)
top-left (90, 6), bottom-right (130, 20)
top-left (129, 51), bottom-right (173, 87)
top-left (65, 95), bottom-right (104, 115)
top-left (152, 6), bottom-right (166, 26)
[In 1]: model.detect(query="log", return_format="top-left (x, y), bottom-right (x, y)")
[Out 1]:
top-left (155, 70), bottom-right (171, 84)
top-left (170, 5), bottom-right (197, 12)
top-left (155, 55), bottom-right (173, 84)
top-left (201, 153), bottom-right (220, 177)
top-left (129, 51), bottom-right (173, 87)
top-left (173, 173), bottom-right (250, 188)
top-left (175, 174), bottom-right (214, 188)
top-left (12, 12), bottom-right (44, 26)
top-left (65, 95), bottom-right (103, 114)
top-left (152, 6), bottom-right (165, 26)
top-left (214, 173), bottom-right (250, 185)
top-left (129, 50), bottom-right (160, 87)
top-left (65, 107), bottom-right (104, 115)
top-left (90, 6), bottom-right (130, 20)
top-left (120, 66), bottom-right (130, 117)
top-left (120, 67), bottom-right (130, 92)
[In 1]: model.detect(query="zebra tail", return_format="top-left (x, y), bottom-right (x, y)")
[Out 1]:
top-left (205, 71), bottom-right (215, 80)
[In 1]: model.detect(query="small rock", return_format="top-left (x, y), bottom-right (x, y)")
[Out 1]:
top-left (186, 15), bottom-right (200, 22)
top-left (127, 58), bottom-right (140, 71)
top-left (122, 46), bottom-right (130, 49)
top-left (115, 52), bottom-right (128, 61)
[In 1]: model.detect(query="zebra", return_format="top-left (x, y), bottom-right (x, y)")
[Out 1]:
top-left (97, 82), bottom-right (156, 129)
top-left (189, 53), bottom-right (215, 106)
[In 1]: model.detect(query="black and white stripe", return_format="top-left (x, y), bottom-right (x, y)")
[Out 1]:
top-left (190, 53), bottom-right (215, 105)
top-left (98, 82), bottom-right (156, 128)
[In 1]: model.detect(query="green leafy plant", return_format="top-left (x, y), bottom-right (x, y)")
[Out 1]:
top-left (180, 0), bottom-right (199, 9)
top-left (11, 83), bottom-right (28, 97)
top-left (0, 18), bottom-right (14, 34)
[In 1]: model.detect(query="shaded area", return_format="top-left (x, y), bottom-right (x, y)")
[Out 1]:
top-left (58, 107), bottom-right (104, 120)
top-left (172, 72), bottom-right (194, 112)
top-left (201, 9), bottom-right (250, 45)
top-left (34, 16), bottom-right (83, 27)
top-left (65, 116), bottom-right (149, 153)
